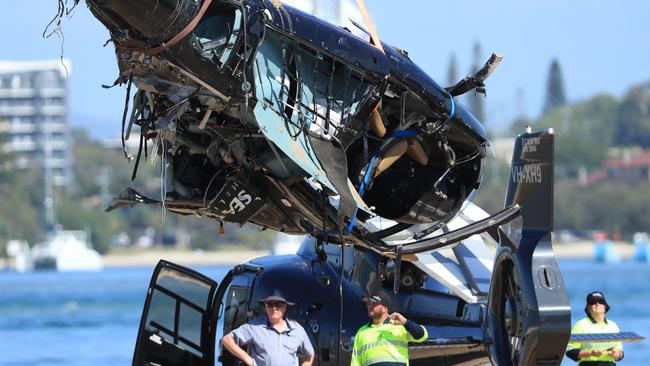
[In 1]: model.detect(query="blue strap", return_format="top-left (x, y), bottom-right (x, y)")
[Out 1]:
top-left (347, 130), bottom-right (416, 232)
top-left (443, 92), bottom-right (456, 127)
top-left (347, 92), bottom-right (455, 232)
top-left (347, 155), bottom-right (377, 232)
top-left (386, 129), bottom-right (418, 138)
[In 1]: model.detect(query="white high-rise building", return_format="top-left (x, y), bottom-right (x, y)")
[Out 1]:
top-left (0, 60), bottom-right (72, 186)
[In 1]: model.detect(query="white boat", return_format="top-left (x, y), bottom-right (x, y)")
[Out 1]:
top-left (5, 239), bottom-right (33, 273)
top-left (271, 233), bottom-right (305, 255)
top-left (31, 230), bottom-right (103, 271)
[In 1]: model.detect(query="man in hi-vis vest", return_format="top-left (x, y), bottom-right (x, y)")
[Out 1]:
top-left (566, 291), bottom-right (624, 365)
top-left (350, 294), bottom-right (427, 366)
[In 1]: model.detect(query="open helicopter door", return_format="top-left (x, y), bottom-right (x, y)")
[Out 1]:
top-left (132, 260), bottom-right (219, 366)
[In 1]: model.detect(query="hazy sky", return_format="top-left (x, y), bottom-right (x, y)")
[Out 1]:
top-left (1, 0), bottom-right (648, 138)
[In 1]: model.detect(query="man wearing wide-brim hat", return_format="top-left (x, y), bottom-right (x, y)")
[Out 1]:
top-left (566, 291), bottom-right (624, 365)
top-left (221, 290), bottom-right (314, 366)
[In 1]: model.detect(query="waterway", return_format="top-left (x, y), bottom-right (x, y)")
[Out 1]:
top-left (0, 260), bottom-right (647, 365)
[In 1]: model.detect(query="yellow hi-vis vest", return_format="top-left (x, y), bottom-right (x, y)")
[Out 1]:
top-left (350, 320), bottom-right (428, 366)
top-left (566, 316), bottom-right (623, 363)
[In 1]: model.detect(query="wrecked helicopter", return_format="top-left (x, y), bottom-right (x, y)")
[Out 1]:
top-left (51, 0), bottom-right (635, 365)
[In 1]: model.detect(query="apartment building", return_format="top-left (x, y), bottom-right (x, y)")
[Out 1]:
top-left (0, 60), bottom-right (72, 186)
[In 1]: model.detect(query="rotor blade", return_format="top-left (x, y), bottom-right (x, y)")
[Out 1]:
top-left (355, 0), bottom-right (385, 54)
top-left (570, 332), bottom-right (645, 343)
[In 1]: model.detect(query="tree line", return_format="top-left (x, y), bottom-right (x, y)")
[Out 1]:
top-left (474, 56), bottom-right (650, 240)
top-left (0, 130), bottom-right (276, 255)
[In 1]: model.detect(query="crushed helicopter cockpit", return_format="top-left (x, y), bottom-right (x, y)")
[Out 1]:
top-left (94, 0), bottom-right (500, 245)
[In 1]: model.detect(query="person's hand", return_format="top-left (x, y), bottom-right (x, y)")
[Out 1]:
top-left (589, 349), bottom-right (604, 357)
top-left (244, 356), bottom-right (255, 366)
top-left (607, 348), bottom-right (621, 360)
top-left (389, 312), bottom-right (407, 325)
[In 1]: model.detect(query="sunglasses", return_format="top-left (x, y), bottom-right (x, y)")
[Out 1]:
top-left (590, 300), bottom-right (605, 305)
top-left (264, 301), bottom-right (286, 309)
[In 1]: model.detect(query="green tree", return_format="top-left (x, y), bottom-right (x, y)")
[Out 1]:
top-left (447, 53), bottom-right (458, 85)
top-left (555, 181), bottom-right (650, 239)
top-left (0, 164), bottom-right (42, 247)
top-left (467, 41), bottom-right (486, 123)
top-left (535, 94), bottom-right (618, 178)
top-left (509, 116), bottom-right (533, 136)
top-left (616, 82), bottom-right (650, 147)
top-left (70, 128), bottom-right (159, 198)
top-left (0, 129), bottom-right (15, 188)
top-left (55, 193), bottom-right (122, 254)
top-left (473, 159), bottom-right (510, 214)
top-left (543, 59), bottom-right (567, 114)
top-left (0, 128), bottom-right (45, 248)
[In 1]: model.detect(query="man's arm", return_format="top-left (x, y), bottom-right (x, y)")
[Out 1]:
top-left (565, 319), bottom-right (584, 362)
top-left (297, 327), bottom-right (315, 366)
top-left (567, 348), bottom-right (622, 361)
top-left (300, 354), bottom-right (314, 366)
top-left (565, 348), bottom-right (580, 361)
top-left (221, 334), bottom-right (254, 366)
top-left (390, 312), bottom-right (428, 342)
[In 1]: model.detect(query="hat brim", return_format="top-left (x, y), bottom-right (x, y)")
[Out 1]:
top-left (362, 296), bottom-right (386, 306)
top-left (258, 296), bottom-right (295, 306)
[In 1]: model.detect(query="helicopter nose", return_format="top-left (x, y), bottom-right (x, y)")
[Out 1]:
top-left (85, 0), bottom-right (203, 45)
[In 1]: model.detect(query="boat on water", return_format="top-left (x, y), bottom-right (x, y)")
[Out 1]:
top-left (5, 240), bottom-right (33, 273)
top-left (271, 233), bottom-right (304, 255)
top-left (31, 230), bottom-right (103, 271)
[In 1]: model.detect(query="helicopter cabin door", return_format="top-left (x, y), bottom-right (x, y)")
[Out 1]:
top-left (133, 260), bottom-right (219, 366)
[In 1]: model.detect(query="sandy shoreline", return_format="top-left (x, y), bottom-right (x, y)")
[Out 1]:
top-left (1, 241), bottom-right (640, 270)
top-left (102, 248), bottom-right (270, 268)
top-left (552, 240), bottom-right (636, 259)
top-left (102, 241), bottom-right (637, 268)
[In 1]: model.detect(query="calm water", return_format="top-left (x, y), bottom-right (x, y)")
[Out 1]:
top-left (0, 260), bottom-right (647, 365)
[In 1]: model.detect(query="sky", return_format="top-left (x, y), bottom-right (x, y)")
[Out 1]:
top-left (1, 0), bottom-right (649, 138)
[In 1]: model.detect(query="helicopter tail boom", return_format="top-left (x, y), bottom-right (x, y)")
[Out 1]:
top-left (486, 128), bottom-right (571, 366)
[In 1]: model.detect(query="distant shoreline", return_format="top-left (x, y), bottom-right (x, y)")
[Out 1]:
top-left (552, 240), bottom-right (636, 260)
top-left (102, 248), bottom-right (270, 268)
top-left (1, 241), bottom-right (641, 271)
top-left (102, 241), bottom-right (638, 267)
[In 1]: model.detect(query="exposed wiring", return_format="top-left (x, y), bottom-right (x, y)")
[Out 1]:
top-left (240, 2), bottom-right (250, 94)
top-left (42, 0), bottom-right (79, 76)
top-left (120, 73), bottom-right (135, 161)
top-left (454, 146), bottom-right (483, 166)
top-left (43, 0), bottom-right (79, 38)
top-left (160, 138), bottom-right (168, 227)
top-left (202, 167), bottom-right (229, 207)
top-left (337, 227), bottom-right (346, 363)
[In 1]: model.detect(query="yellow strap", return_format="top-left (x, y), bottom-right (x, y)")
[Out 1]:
top-left (355, 0), bottom-right (385, 54)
